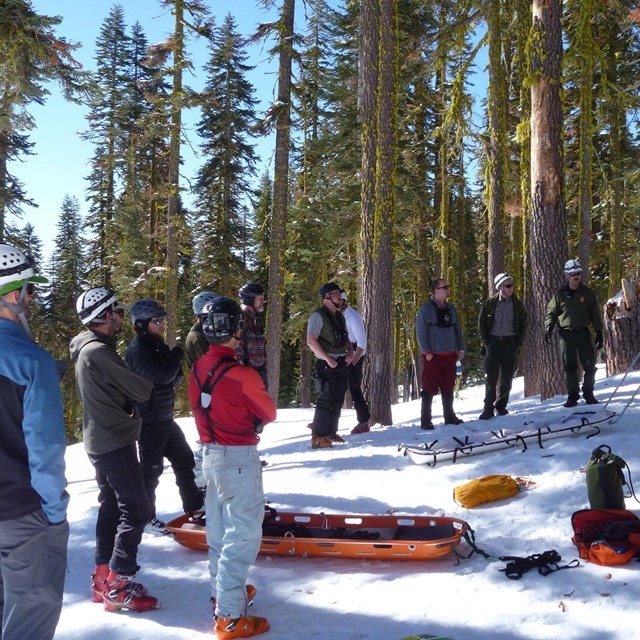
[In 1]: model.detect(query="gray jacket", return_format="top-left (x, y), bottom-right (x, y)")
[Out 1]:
top-left (70, 330), bottom-right (152, 456)
top-left (416, 300), bottom-right (465, 354)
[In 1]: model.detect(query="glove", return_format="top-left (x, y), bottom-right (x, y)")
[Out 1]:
top-left (544, 328), bottom-right (552, 345)
top-left (595, 330), bottom-right (603, 351)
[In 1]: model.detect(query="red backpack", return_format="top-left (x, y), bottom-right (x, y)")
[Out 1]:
top-left (571, 509), bottom-right (640, 566)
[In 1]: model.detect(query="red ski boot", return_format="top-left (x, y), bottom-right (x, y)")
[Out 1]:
top-left (92, 565), bottom-right (148, 603)
top-left (102, 571), bottom-right (159, 612)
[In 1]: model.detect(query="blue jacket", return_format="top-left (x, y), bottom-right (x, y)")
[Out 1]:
top-left (0, 319), bottom-right (69, 523)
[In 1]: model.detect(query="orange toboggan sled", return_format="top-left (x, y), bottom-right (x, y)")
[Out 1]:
top-left (166, 508), bottom-right (474, 562)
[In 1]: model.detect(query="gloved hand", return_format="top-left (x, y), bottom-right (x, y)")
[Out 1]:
top-left (595, 330), bottom-right (603, 351)
top-left (544, 328), bottom-right (552, 345)
top-left (171, 346), bottom-right (184, 361)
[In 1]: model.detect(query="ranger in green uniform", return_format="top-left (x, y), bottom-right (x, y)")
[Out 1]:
top-left (545, 259), bottom-right (603, 407)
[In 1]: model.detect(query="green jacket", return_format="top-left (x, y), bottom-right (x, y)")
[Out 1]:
top-left (545, 284), bottom-right (602, 332)
top-left (478, 293), bottom-right (528, 349)
top-left (184, 322), bottom-right (208, 369)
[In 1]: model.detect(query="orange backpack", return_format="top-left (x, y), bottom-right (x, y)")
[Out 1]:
top-left (571, 509), bottom-right (640, 566)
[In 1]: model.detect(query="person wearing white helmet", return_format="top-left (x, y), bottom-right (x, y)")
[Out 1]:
top-left (545, 259), bottom-right (603, 407)
top-left (0, 244), bottom-right (69, 640)
top-left (70, 287), bottom-right (159, 613)
top-left (125, 299), bottom-right (203, 535)
top-left (477, 273), bottom-right (528, 419)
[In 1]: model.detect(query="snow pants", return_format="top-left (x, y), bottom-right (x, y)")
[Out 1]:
top-left (89, 444), bottom-right (151, 573)
top-left (203, 444), bottom-right (264, 619)
top-left (482, 336), bottom-right (518, 411)
top-left (312, 359), bottom-right (349, 437)
top-left (0, 509), bottom-right (68, 640)
top-left (138, 419), bottom-right (203, 517)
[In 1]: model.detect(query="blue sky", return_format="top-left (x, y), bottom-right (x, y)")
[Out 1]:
top-left (19, 0), bottom-right (284, 258)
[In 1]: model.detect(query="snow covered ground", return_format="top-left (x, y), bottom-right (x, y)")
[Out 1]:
top-left (56, 367), bottom-right (640, 639)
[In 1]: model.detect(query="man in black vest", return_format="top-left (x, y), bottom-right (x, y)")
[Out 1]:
top-left (307, 282), bottom-right (353, 449)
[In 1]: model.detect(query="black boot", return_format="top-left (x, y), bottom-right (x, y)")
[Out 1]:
top-left (442, 391), bottom-right (463, 425)
top-left (420, 392), bottom-right (434, 429)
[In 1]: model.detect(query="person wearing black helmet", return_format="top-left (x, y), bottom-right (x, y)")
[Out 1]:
top-left (125, 299), bottom-right (203, 535)
top-left (70, 287), bottom-right (158, 613)
top-left (236, 283), bottom-right (268, 389)
top-left (545, 259), bottom-right (603, 407)
top-left (189, 297), bottom-right (276, 638)
top-left (306, 282), bottom-right (353, 448)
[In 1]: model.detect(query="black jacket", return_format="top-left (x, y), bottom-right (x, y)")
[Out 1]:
top-left (125, 333), bottom-right (183, 423)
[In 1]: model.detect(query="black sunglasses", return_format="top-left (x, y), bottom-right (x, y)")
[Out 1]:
top-left (436, 285), bottom-right (450, 290)
top-left (151, 318), bottom-right (164, 325)
top-left (502, 284), bottom-right (514, 289)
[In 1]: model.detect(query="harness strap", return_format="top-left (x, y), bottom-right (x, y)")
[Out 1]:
top-left (498, 550), bottom-right (580, 580)
top-left (193, 357), bottom-right (238, 444)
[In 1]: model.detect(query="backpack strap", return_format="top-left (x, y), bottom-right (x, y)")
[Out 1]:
top-left (193, 356), bottom-right (239, 444)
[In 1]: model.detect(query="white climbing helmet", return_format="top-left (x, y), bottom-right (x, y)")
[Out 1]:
top-left (563, 259), bottom-right (582, 275)
top-left (494, 273), bottom-right (512, 290)
top-left (0, 244), bottom-right (47, 295)
top-left (76, 287), bottom-right (122, 325)
top-left (192, 291), bottom-right (218, 316)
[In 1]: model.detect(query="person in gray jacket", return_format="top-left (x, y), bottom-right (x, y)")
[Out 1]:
top-left (416, 278), bottom-right (465, 429)
top-left (70, 287), bottom-right (158, 613)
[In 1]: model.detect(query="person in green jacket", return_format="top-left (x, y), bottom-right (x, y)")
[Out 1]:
top-left (478, 273), bottom-right (528, 419)
top-left (545, 259), bottom-right (603, 407)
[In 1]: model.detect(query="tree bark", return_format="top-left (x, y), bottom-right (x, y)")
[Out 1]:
top-left (526, 0), bottom-right (567, 401)
top-left (265, 0), bottom-right (294, 404)
top-left (604, 279), bottom-right (640, 375)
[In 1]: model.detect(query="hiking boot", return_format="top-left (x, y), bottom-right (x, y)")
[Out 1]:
top-left (350, 422), bottom-right (370, 434)
top-left (331, 434), bottom-right (346, 444)
top-left (563, 396), bottom-right (579, 408)
top-left (478, 408), bottom-right (494, 420)
top-left (212, 585), bottom-right (257, 614)
top-left (103, 571), bottom-right (159, 613)
top-left (583, 392), bottom-right (599, 405)
top-left (92, 564), bottom-right (147, 603)
top-left (420, 421), bottom-right (434, 430)
top-left (306, 422), bottom-right (313, 430)
top-left (444, 416), bottom-right (464, 425)
top-left (311, 436), bottom-right (333, 449)
top-left (215, 614), bottom-right (270, 639)
top-left (496, 408), bottom-right (509, 416)
top-left (143, 517), bottom-right (167, 535)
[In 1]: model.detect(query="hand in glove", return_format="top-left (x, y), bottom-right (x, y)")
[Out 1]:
top-left (594, 330), bottom-right (603, 351)
top-left (544, 328), bottom-right (552, 345)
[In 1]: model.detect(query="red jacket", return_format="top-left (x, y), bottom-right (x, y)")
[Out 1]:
top-left (189, 345), bottom-right (276, 446)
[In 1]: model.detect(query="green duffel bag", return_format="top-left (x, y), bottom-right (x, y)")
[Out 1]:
top-left (585, 445), bottom-right (628, 509)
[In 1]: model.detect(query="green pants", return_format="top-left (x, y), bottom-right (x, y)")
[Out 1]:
top-left (559, 328), bottom-right (596, 398)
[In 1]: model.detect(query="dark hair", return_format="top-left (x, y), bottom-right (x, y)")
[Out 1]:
top-left (430, 278), bottom-right (445, 294)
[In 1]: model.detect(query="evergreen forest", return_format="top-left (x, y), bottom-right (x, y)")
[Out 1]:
top-left (1, 0), bottom-right (639, 443)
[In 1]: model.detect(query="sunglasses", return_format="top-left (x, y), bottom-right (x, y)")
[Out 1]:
top-left (569, 273), bottom-right (582, 278)
top-left (151, 317), bottom-right (164, 325)
top-left (436, 285), bottom-right (450, 290)
top-left (502, 284), bottom-right (514, 289)
top-left (112, 307), bottom-right (125, 318)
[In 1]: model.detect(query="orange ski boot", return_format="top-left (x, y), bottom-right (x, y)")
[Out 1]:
top-left (215, 614), bottom-right (270, 639)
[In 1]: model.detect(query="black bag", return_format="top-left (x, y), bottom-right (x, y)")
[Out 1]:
top-left (585, 445), bottom-right (632, 509)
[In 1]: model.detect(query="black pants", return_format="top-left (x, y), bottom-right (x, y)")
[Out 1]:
top-left (560, 328), bottom-right (597, 398)
top-left (89, 444), bottom-right (151, 573)
top-left (483, 336), bottom-right (518, 412)
top-left (138, 419), bottom-right (202, 517)
top-left (312, 360), bottom-right (349, 437)
top-left (347, 356), bottom-right (371, 424)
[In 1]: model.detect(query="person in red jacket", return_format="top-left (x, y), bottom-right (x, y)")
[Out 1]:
top-left (189, 297), bottom-right (276, 640)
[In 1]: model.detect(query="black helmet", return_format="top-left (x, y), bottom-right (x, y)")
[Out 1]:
top-left (130, 299), bottom-right (166, 331)
top-left (202, 297), bottom-right (242, 342)
top-left (319, 282), bottom-right (341, 298)
top-left (238, 282), bottom-right (264, 306)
